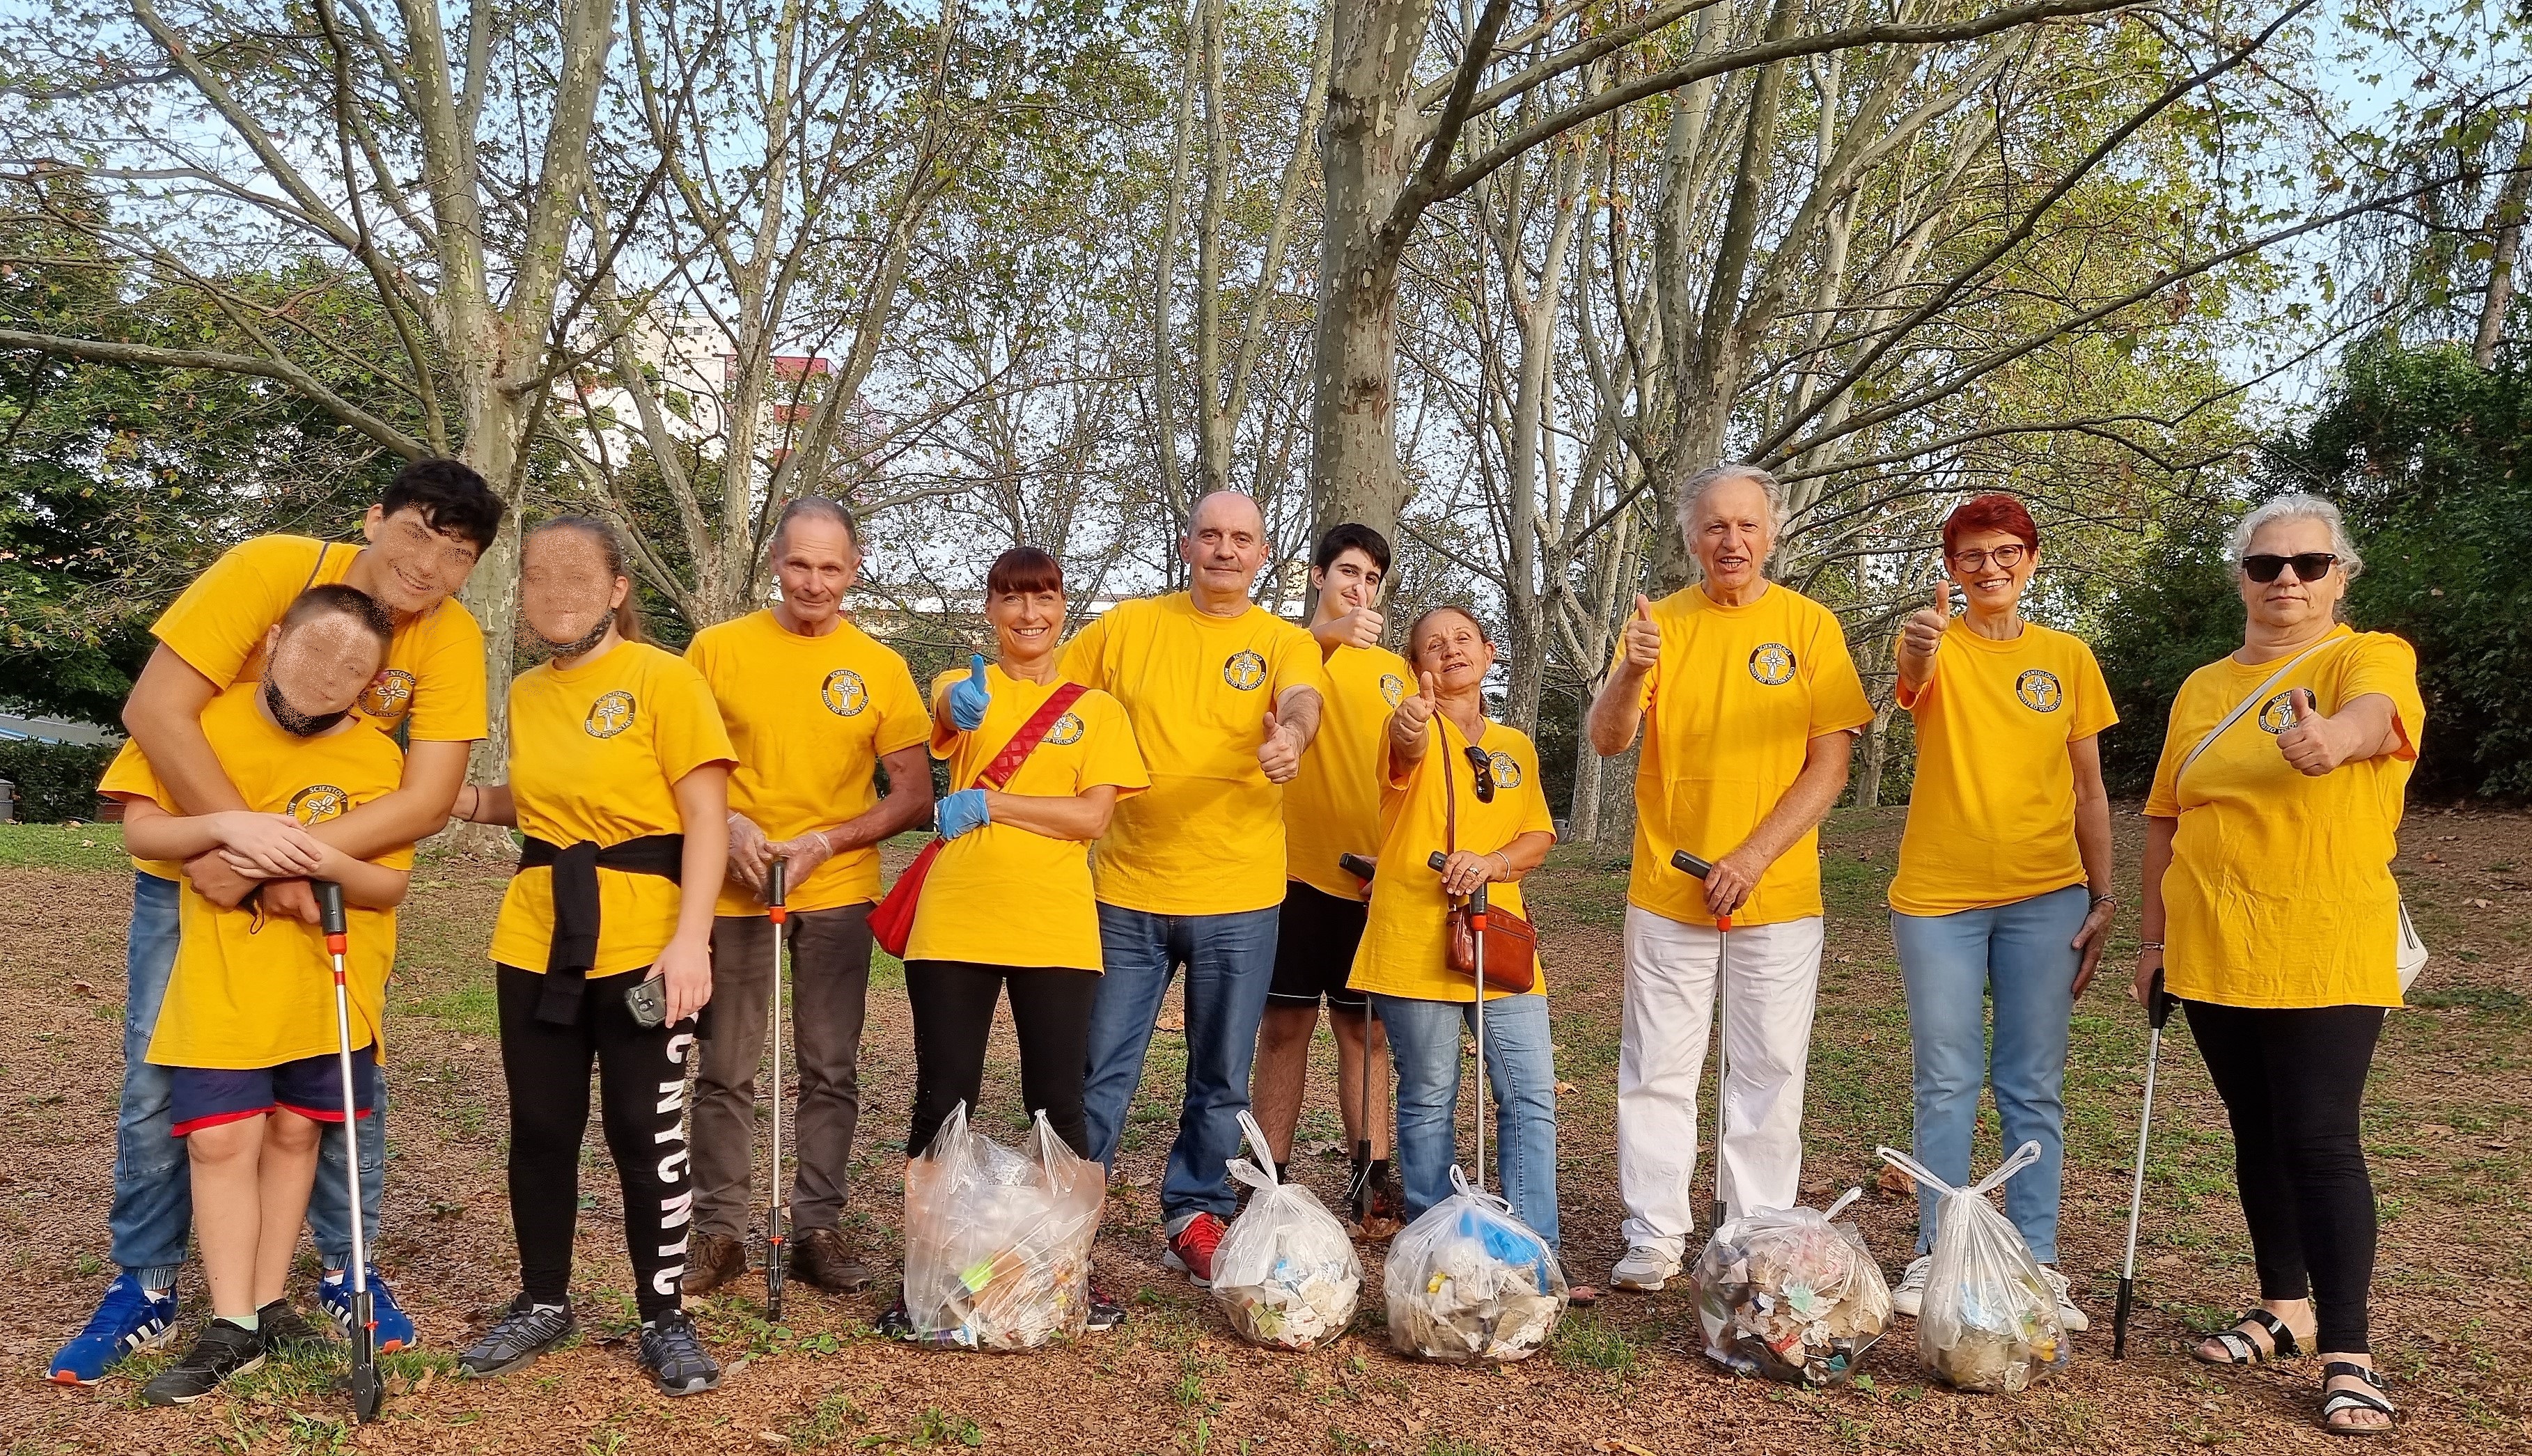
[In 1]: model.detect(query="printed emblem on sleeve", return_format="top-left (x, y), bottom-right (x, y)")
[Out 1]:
top-left (1747, 642), bottom-right (1797, 686)
top-left (2258, 691), bottom-right (2302, 735)
top-left (586, 689), bottom-right (636, 739)
top-left (821, 668), bottom-right (869, 717)
top-left (1489, 751), bottom-right (1522, 789)
top-left (1049, 712), bottom-right (1085, 746)
top-left (1380, 673), bottom-right (1407, 707)
top-left (285, 785), bottom-right (350, 825)
top-left (1224, 650), bottom-right (1267, 690)
top-left (359, 668), bottom-right (415, 720)
top-left (2015, 668), bottom-right (2065, 712)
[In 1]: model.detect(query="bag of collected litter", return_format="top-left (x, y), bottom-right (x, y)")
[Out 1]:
top-left (900, 1102), bottom-right (1104, 1349)
top-left (1877, 1142), bottom-right (2068, 1392)
top-left (1689, 1187), bottom-right (1891, 1385)
top-left (1211, 1111), bottom-right (1363, 1349)
top-left (1383, 1166), bottom-right (1568, 1362)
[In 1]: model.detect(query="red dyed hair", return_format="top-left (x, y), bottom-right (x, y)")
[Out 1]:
top-left (1941, 494), bottom-right (2039, 556)
top-left (987, 545), bottom-right (1064, 597)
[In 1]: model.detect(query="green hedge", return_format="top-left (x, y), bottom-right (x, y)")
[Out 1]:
top-left (0, 739), bottom-right (120, 822)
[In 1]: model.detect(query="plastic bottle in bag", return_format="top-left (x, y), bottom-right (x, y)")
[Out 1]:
top-left (1876, 1142), bottom-right (2068, 1392)
top-left (900, 1102), bottom-right (1105, 1349)
top-left (1382, 1166), bottom-right (1569, 1363)
top-left (1211, 1111), bottom-right (1363, 1349)
top-left (1689, 1187), bottom-right (1892, 1385)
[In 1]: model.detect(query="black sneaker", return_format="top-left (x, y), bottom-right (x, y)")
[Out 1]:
top-left (457, 1296), bottom-right (576, 1379)
top-left (874, 1297), bottom-right (914, 1340)
top-left (257, 1299), bottom-right (328, 1353)
top-left (141, 1320), bottom-right (266, 1405)
top-left (636, 1308), bottom-right (721, 1396)
top-left (1086, 1282), bottom-right (1127, 1333)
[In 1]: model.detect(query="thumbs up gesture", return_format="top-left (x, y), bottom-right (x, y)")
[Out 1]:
top-left (1391, 671), bottom-right (1439, 750)
top-left (1620, 594), bottom-right (1662, 673)
top-left (1258, 707), bottom-right (1304, 783)
top-left (2274, 686), bottom-right (2347, 776)
top-left (949, 652), bottom-right (992, 730)
top-left (1901, 580), bottom-right (1953, 682)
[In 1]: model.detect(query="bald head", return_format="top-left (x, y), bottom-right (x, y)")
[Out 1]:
top-left (1180, 490), bottom-right (1271, 613)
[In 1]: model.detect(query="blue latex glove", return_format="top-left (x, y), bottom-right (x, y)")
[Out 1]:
top-left (949, 653), bottom-right (992, 730)
top-left (937, 788), bottom-right (992, 840)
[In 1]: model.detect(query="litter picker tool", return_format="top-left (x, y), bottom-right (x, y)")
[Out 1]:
top-left (1670, 850), bottom-right (1732, 1233)
top-left (314, 880), bottom-right (382, 1423)
top-left (1338, 853), bottom-right (1380, 1223)
top-left (2113, 967), bottom-right (2175, 1360)
top-left (763, 856), bottom-right (791, 1322)
top-left (1428, 852), bottom-right (1490, 1191)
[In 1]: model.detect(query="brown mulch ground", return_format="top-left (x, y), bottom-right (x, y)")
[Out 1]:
top-left (3, 806), bottom-right (2528, 1455)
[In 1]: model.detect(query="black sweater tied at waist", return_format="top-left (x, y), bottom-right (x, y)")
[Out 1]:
top-left (517, 833), bottom-right (684, 1025)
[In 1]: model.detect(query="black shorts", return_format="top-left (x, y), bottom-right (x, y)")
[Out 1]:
top-left (1269, 881), bottom-right (1370, 1010)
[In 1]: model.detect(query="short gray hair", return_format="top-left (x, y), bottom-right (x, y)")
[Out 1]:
top-left (1677, 463), bottom-right (1789, 547)
top-left (2229, 493), bottom-right (2363, 580)
top-left (772, 494), bottom-right (860, 553)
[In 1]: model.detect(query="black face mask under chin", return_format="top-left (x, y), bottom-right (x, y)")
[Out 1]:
top-left (264, 677), bottom-right (351, 737)
top-left (535, 613), bottom-right (614, 660)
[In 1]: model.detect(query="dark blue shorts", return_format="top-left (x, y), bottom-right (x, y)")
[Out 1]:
top-left (169, 1048), bottom-right (377, 1137)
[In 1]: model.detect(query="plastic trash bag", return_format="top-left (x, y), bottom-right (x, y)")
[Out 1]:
top-left (1383, 1166), bottom-right (1568, 1362)
top-left (900, 1102), bottom-right (1104, 1349)
top-left (1877, 1142), bottom-right (2068, 1392)
top-left (1211, 1111), bottom-right (1363, 1349)
top-left (1690, 1187), bottom-right (1892, 1385)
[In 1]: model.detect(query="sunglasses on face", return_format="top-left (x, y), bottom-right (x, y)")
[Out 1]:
top-left (2241, 552), bottom-right (2337, 584)
top-left (1464, 744), bottom-right (1496, 804)
top-left (1948, 543), bottom-right (2029, 572)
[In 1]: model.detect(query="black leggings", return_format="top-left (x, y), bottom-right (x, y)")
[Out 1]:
top-left (497, 965), bottom-right (691, 1324)
top-left (2183, 999), bottom-right (2384, 1354)
top-left (904, 961), bottom-right (1098, 1161)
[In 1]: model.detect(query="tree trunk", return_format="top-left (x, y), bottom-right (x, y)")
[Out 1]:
top-left (1855, 698), bottom-right (1896, 808)
top-left (2477, 133), bottom-right (2532, 368)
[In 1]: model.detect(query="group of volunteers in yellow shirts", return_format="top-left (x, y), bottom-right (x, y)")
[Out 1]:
top-left (52, 457), bottom-right (2422, 1434)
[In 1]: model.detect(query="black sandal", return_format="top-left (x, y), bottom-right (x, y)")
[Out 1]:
top-left (2194, 1308), bottom-right (2304, 1365)
top-left (2319, 1361), bottom-right (2396, 1437)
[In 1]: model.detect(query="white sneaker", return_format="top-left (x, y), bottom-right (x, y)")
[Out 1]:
top-left (2040, 1266), bottom-right (2089, 1332)
top-left (1609, 1245), bottom-right (1680, 1292)
top-left (1890, 1255), bottom-right (1932, 1318)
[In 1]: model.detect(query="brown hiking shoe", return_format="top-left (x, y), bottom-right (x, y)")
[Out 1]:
top-left (682, 1231), bottom-right (749, 1297)
top-left (790, 1228), bottom-right (873, 1292)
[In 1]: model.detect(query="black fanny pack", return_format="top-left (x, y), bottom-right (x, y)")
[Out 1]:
top-left (518, 834), bottom-right (682, 1026)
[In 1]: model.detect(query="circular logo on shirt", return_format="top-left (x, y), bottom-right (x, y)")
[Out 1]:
top-left (586, 689), bottom-right (636, 739)
top-left (1489, 751), bottom-right (1522, 789)
top-left (1224, 650), bottom-right (1267, 691)
top-left (1747, 642), bottom-right (1796, 686)
top-left (359, 668), bottom-right (415, 721)
top-left (2015, 668), bottom-right (2064, 713)
top-left (1380, 673), bottom-right (1407, 707)
top-left (2258, 691), bottom-right (2302, 735)
top-left (286, 784), bottom-right (349, 825)
top-left (821, 668), bottom-right (869, 717)
top-left (1049, 712), bottom-right (1085, 746)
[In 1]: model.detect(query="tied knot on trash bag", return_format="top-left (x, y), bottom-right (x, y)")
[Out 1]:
top-left (901, 1102), bottom-right (1104, 1350)
top-left (1690, 1187), bottom-right (1892, 1386)
top-left (1383, 1166), bottom-right (1568, 1363)
top-left (1877, 1142), bottom-right (2068, 1392)
top-left (1212, 1111), bottom-right (1364, 1349)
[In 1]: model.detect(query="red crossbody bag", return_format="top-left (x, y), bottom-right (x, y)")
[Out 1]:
top-left (1439, 720), bottom-right (1538, 994)
top-left (869, 682), bottom-right (1088, 958)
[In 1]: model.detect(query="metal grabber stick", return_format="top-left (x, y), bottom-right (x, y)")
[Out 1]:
top-left (1670, 851), bottom-right (1732, 1232)
top-left (2113, 967), bottom-right (2175, 1360)
top-left (1429, 852), bottom-right (1489, 1191)
top-left (764, 856), bottom-right (790, 1321)
top-left (1338, 853), bottom-right (1380, 1223)
top-left (314, 881), bottom-right (382, 1423)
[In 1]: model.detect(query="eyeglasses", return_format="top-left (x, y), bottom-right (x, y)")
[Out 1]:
top-left (1948, 543), bottom-right (2029, 572)
top-left (1463, 744), bottom-right (1495, 804)
top-left (2241, 552), bottom-right (2337, 584)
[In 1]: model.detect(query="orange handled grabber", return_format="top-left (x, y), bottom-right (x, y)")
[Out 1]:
top-left (764, 857), bottom-right (790, 1322)
top-left (314, 880), bottom-right (382, 1423)
top-left (1338, 854), bottom-right (1380, 1223)
top-left (1428, 851), bottom-right (1492, 1190)
top-left (1671, 850), bottom-right (1733, 1232)
top-left (2113, 968), bottom-right (2176, 1359)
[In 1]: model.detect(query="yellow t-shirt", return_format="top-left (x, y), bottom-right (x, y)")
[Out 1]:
top-left (112, 533), bottom-right (487, 877)
top-left (1059, 593), bottom-right (1329, 915)
top-left (1348, 717), bottom-right (1556, 1003)
top-left (1620, 584), bottom-right (1873, 927)
top-left (2144, 627), bottom-right (2424, 1010)
top-left (1284, 641), bottom-right (1414, 900)
top-left (904, 668), bottom-right (1150, 970)
top-left (489, 641), bottom-right (737, 979)
top-left (1889, 620), bottom-right (2117, 915)
top-left (685, 610), bottom-right (928, 916)
top-left (104, 684), bottom-right (411, 1069)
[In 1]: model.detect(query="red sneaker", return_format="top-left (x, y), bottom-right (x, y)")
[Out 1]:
top-left (1162, 1212), bottom-right (1227, 1287)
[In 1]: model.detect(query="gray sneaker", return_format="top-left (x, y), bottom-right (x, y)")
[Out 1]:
top-left (1891, 1254), bottom-right (1932, 1318)
top-left (1609, 1245), bottom-right (1680, 1292)
top-left (458, 1297), bottom-right (577, 1379)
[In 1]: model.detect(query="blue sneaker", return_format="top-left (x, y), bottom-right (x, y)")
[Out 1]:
top-left (49, 1273), bottom-right (179, 1385)
top-left (320, 1267), bottom-right (417, 1352)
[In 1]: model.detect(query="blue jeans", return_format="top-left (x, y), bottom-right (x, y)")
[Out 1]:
top-left (1082, 904), bottom-right (1279, 1223)
top-left (1891, 883), bottom-right (2086, 1264)
top-left (111, 872), bottom-right (384, 1284)
top-left (1374, 992), bottom-right (1560, 1249)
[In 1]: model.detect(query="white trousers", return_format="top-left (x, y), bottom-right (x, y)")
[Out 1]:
top-left (1616, 905), bottom-right (1824, 1259)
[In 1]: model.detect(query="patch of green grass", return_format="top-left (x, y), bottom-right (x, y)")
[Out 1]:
top-left (1551, 1314), bottom-right (1643, 1381)
top-left (2412, 985), bottom-right (2525, 1015)
top-left (1424, 1439), bottom-right (1494, 1456)
top-left (905, 1407), bottom-right (983, 1447)
top-left (793, 1392), bottom-right (867, 1447)
top-left (0, 822), bottom-right (125, 870)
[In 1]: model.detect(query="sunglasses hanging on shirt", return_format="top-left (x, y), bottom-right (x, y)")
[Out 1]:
top-left (1462, 744), bottom-right (1496, 804)
top-left (2240, 552), bottom-right (2338, 584)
